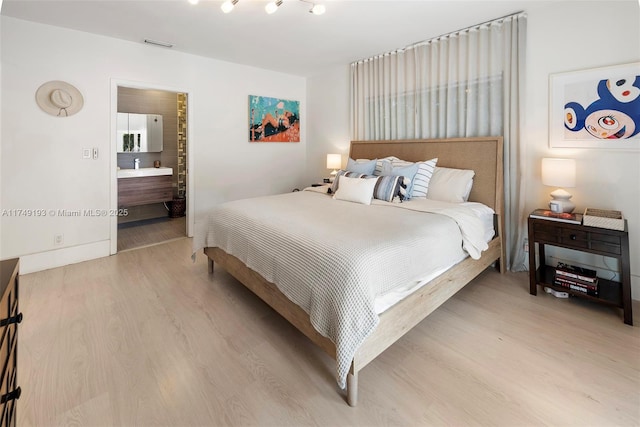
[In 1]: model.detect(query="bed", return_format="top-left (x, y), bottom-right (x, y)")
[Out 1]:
top-left (198, 137), bottom-right (505, 406)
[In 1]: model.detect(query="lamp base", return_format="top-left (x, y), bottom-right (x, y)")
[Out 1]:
top-left (549, 188), bottom-right (575, 213)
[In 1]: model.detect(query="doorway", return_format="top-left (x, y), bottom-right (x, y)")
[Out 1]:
top-left (110, 82), bottom-right (192, 253)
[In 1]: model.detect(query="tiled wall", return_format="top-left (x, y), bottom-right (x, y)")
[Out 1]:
top-left (177, 93), bottom-right (187, 199)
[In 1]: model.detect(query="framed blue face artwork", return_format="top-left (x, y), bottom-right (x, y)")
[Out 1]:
top-left (549, 62), bottom-right (640, 150)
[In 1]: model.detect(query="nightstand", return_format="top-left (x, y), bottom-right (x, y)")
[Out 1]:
top-left (528, 213), bottom-right (632, 325)
top-left (0, 258), bottom-right (22, 425)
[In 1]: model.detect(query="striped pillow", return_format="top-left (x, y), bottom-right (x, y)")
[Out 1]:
top-left (373, 175), bottom-right (408, 203)
top-left (410, 158), bottom-right (438, 198)
top-left (374, 156), bottom-right (400, 175)
top-left (329, 170), bottom-right (365, 194)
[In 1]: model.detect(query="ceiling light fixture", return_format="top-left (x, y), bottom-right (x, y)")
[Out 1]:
top-left (309, 4), bottom-right (325, 15)
top-left (299, 0), bottom-right (325, 15)
top-left (188, 0), bottom-right (199, 4)
top-left (265, 0), bottom-right (283, 14)
top-left (144, 39), bottom-right (174, 48)
top-left (221, 0), bottom-right (238, 13)
top-left (210, 0), bottom-right (325, 16)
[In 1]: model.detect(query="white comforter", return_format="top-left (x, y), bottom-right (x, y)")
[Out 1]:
top-left (193, 189), bottom-right (489, 388)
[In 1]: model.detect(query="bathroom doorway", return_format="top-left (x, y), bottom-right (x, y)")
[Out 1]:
top-left (113, 85), bottom-right (190, 252)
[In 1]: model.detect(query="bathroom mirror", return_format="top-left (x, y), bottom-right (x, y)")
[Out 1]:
top-left (117, 113), bottom-right (163, 153)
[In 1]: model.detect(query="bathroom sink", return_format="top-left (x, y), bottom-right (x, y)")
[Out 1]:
top-left (117, 167), bottom-right (173, 178)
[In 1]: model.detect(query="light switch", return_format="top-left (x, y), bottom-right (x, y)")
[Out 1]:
top-left (92, 147), bottom-right (99, 159)
top-left (82, 148), bottom-right (91, 159)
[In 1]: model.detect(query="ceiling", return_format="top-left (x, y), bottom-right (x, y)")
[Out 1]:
top-left (1, 0), bottom-right (534, 77)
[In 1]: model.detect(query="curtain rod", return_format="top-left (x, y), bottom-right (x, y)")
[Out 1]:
top-left (353, 10), bottom-right (526, 64)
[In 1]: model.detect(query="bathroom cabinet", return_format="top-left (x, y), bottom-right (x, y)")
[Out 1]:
top-left (118, 175), bottom-right (173, 207)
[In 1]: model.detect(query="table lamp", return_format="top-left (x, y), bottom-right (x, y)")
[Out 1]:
top-left (326, 154), bottom-right (341, 182)
top-left (541, 158), bottom-right (576, 213)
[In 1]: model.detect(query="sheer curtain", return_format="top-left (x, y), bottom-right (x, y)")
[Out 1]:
top-left (350, 12), bottom-right (527, 271)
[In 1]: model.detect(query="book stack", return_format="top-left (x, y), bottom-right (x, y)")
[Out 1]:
top-left (554, 262), bottom-right (598, 296)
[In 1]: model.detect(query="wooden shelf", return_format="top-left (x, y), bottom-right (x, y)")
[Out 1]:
top-left (536, 265), bottom-right (622, 307)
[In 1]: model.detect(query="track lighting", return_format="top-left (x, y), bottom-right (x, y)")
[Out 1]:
top-left (309, 4), bottom-right (325, 15)
top-left (265, 0), bottom-right (283, 14)
top-left (299, 0), bottom-right (325, 15)
top-left (188, 0), bottom-right (325, 16)
top-left (221, 0), bottom-right (238, 13)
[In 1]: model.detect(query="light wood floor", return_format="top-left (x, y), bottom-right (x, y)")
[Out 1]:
top-left (17, 238), bottom-right (640, 426)
top-left (117, 216), bottom-right (186, 252)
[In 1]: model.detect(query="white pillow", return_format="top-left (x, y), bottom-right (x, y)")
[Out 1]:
top-left (333, 175), bottom-right (378, 205)
top-left (427, 167), bottom-right (475, 203)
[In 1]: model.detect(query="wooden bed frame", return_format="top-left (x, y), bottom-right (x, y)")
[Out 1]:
top-left (204, 137), bottom-right (505, 406)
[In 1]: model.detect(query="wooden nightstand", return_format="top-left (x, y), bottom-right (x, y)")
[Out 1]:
top-left (528, 213), bottom-right (632, 325)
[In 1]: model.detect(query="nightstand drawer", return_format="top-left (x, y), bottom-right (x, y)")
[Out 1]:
top-left (533, 222), bottom-right (623, 255)
top-left (590, 231), bottom-right (622, 254)
top-left (532, 223), bottom-right (560, 243)
top-left (559, 228), bottom-right (588, 249)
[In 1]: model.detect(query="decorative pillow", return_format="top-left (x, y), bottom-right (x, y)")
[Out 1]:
top-left (346, 158), bottom-right (377, 175)
top-left (410, 158), bottom-right (438, 198)
top-left (427, 167), bottom-right (475, 203)
top-left (373, 175), bottom-right (408, 202)
top-left (333, 175), bottom-right (378, 205)
top-left (385, 163), bottom-right (419, 198)
top-left (374, 156), bottom-right (399, 175)
top-left (329, 170), bottom-right (365, 194)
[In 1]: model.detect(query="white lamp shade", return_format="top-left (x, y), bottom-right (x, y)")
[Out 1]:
top-left (541, 158), bottom-right (576, 188)
top-left (326, 154), bottom-right (342, 170)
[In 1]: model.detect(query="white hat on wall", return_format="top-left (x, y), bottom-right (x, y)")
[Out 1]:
top-left (35, 80), bottom-right (84, 117)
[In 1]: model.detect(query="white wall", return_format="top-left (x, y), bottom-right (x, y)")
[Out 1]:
top-left (1, 17), bottom-right (307, 271)
top-left (306, 1), bottom-right (640, 297)
top-left (306, 66), bottom-right (350, 182)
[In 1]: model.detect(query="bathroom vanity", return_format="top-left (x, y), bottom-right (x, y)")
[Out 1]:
top-left (117, 167), bottom-right (173, 207)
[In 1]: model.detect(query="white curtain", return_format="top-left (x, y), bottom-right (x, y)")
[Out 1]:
top-left (350, 12), bottom-right (528, 271)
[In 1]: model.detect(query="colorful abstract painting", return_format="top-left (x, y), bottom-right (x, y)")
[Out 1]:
top-left (549, 62), bottom-right (640, 149)
top-left (249, 95), bottom-right (300, 142)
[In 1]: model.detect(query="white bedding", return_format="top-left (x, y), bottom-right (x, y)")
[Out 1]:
top-left (372, 199), bottom-right (494, 313)
top-left (193, 189), bottom-right (492, 388)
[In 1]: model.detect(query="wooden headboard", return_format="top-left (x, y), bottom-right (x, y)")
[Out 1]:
top-left (350, 137), bottom-right (504, 215)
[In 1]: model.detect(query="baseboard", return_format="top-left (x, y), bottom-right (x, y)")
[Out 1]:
top-left (19, 240), bottom-right (111, 274)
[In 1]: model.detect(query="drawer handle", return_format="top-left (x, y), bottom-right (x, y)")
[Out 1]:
top-left (570, 234), bottom-right (577, 240)
top-left (0, 312), bottom-right (22, 327)
top-left (0, 387), bottom-right (21, 404)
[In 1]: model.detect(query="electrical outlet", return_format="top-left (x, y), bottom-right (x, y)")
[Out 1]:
top-left (54, 234), bottom-right (63, 246)
top-left (92, 147), bottom-right (99, 159)
top-left (523, 237), bottom-right (529, 253)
